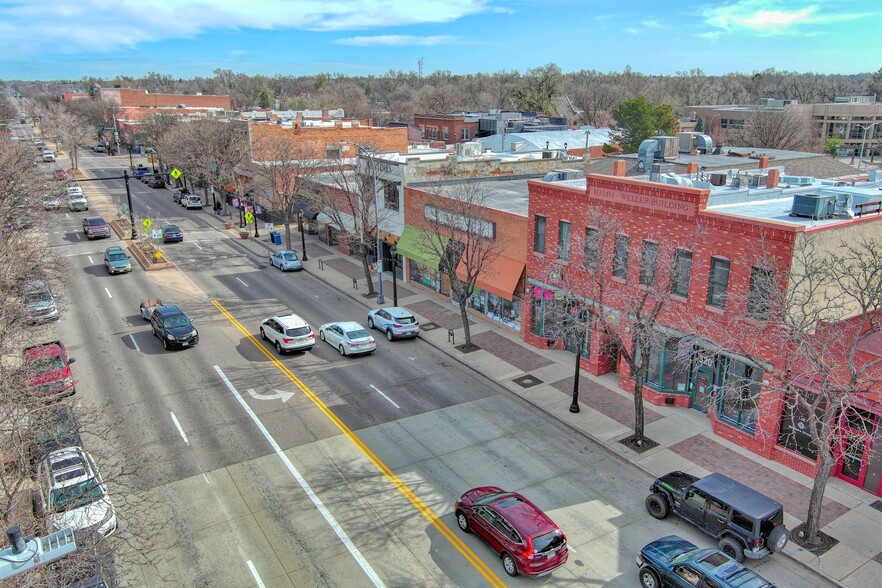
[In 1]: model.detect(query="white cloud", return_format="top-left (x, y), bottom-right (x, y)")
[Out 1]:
top-left (0, 0), bottom-right (490, 57)
top-left (702, 0), bottom-right (866, 35)
top-left (641, 18), bottom-right (662, 28)
top-left (624, 27), bottom-right (640, 35)
top-left (336, 35), bottom-right (453, 47)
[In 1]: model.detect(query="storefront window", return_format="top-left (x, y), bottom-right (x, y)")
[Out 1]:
top-left (645, 336), bottom-right (691, 393)
top-left (530, 288), bottom-right (587, 355)
top-left (778, 389), bottom-right (824, 460)
top-left (409, 259), bottom-right (441, 292)
top-left (717, 360), bottom-right (762, 433)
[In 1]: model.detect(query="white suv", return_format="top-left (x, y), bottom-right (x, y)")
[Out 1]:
top-left (182, 194), bottom-right (203, 209)
top-left (37, 446), bottom-right (117, 537)
top-left (259, 314), bottom-right (315, 354)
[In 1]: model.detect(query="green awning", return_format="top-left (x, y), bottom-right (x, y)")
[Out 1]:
top-left (396, 227), bottom-right (449, 269)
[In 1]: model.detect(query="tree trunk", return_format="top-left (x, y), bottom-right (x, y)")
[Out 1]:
top-left (459, 297), bottom-right (472, 348)
top-left (803, 450), bottom-right (836, 545)
top-left (360, 241), bottom-right (375, 295)
top-left (284, 209), bottom-right (292, 250)
top-left (632, 374), bottom-right (646, 444)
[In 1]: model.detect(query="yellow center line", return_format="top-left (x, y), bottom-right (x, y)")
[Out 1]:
top-left (212, 300), bottom-right (507, 588)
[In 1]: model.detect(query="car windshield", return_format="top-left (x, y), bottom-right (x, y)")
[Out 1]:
top-left (346, 329), bottom-right (370, 340)
top-left (87, 219), bottom-right (105, 226)
top-left (282, 252), bottom-right (298, 261)
top-left (532, 529), bottom-right (565, 553)
top-left (164, 315), bottom-right (191, 329)
top-left (286, 327), bottom-right (311, 337)
top-left (164, 226), bottom-right (180, 233)
top-left (24, 291), bottom-right (51, 303)
top-left (395, 316), bottom-right (416, 324)
top-left (473, 491), bottom-right (508, 505)
top-left (28, 355), bottom-right (65, 373)
top-left (107, 253), bottom-right (126, 262)
top-left (50, 478), bottom-right (104, 513)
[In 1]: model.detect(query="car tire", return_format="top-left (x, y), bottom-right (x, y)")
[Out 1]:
top-left (719, 537), bottom-right (744, 562)
top-left (386, 329), bottom-right (394, 341)
top-left (501, 552), bottom-right (517, 577)
top-left (455, 510), bottom-right (471, 533)
top-left (319, 330), bottom-right (325, 341)
top-left (260, 328), bottom-right (267, 341)
top-left (638, 566), bottom-right (661, 588)
top-left (276, 341), bottom-right (283, 355)
top-left (367, 317), bottom-right (374, 329)
top-left (645, 493), bottom-right (669, 519)
top-left (339, 345), bottom-right (346, 356)
top-left (768, 526), bottom-right (789, 553)
top-left (163, 338), bottom-right (169, 350)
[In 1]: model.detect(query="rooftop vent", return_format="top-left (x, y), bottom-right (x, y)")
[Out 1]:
top-left (790, 194), bottom-right (835, 219)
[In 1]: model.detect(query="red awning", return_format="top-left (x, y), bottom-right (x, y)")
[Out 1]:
top-left (456, 255), bottom-right (525, 300)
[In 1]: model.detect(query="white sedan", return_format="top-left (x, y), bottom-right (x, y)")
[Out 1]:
top-left (318, 321), bottom-right (376, 356)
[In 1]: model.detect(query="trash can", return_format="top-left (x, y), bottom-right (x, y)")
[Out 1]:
top-left (270, 231), bottom-right (281, 245)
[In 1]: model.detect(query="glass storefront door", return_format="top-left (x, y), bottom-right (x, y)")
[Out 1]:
top-left (691, 365), bottom-right (715, 413)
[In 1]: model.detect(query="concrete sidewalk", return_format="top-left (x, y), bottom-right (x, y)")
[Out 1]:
top-left (194, 209), bottom-right (880, 587)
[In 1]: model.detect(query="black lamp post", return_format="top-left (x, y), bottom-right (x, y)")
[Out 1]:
top-left (127, 146), bottom-right (134, 169)
top-left (390, 245), bottom-right (398, 306)
top-left (253, 201), bottom-right (260, 238)
top-left (569, 309), bottom-right (588, 413)
top-left (238, 199), bottom-right (245, 228)
top-left (297, 213), bottom-right (308, 261)
top-left (123, 170), bottom-right (138, 240)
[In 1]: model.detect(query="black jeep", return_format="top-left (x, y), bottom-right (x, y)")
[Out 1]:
top-left (645, 471), bottom-right (789, 562)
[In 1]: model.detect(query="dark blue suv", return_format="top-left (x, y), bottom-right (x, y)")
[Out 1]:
top-left (150, 305), bottom-right (198, 350)
top-left (636, 536), bottom-right (775, 588)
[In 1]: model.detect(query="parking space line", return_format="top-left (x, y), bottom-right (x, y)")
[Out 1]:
top-left (246, 561), bottom-right (264, 588)
top-left (214, 365), bottom-right (386, 588)
top-left (370, 384), bottom-right (400, 409)
top-left (235, 277), bottom-right (248, 287)
top-left (87, 255), bottom-right (93, 264)
top-left (212, 300), bottom-right (506, 588)
top-left (104, 287), bottom-right (112, 299)
top-left (170, 412), bottom-right (189, 445)
top-left (128, 334), bottom-right (140, 352)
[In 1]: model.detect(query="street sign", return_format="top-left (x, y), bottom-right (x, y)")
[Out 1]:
top-left (255, 206), bottom-right (263, 214)
top-left (170, 168), bottom-right (182, 180)
top-left (231, 197), bottom-right (239, 207)
top-left (264, 223), bottom-right (274, 231)
top-left (245, 205), bottom-right (254, 214)
top-left (113, 131), bottom-right (119, 137)
top-left (151, 229), bottom-right (162, 239)
top-left (142, 219), bottom-right (153, 229)
top-left (245, 212), bottom-right (254, 224)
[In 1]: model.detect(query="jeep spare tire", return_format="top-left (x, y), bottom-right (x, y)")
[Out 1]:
top-left (769, 525), bottom-right (789, 552)
top-left (645, 493), bottom-right (669, 519)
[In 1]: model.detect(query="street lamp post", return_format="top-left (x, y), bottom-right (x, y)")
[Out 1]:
top-left (123, 170), bottom-right (138, 240)
top-left (297, 213), bottom-right (308, 261)
top-left (390, 245), bottom-right (398, 306)
top-left (253, 200), bottom-right (260, 238)
top-left (569, 309), bottom-right (588, 414)
top-left (355, 145), bottom-right (385, 305)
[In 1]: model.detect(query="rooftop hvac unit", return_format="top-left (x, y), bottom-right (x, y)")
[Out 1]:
top-left (790, 194), bottom-right (835, 219)
top-left (542, 168), bottom-right (585, 182)
top-left (781, 175), bottom-right (815, 186)
top-left (708, 173), bottom-right (728, 186)
top-left (455, 141), bottom-right (482, 157)
top-left (747, 174), bottom-right (768, 188)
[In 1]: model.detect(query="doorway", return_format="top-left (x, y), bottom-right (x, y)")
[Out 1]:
top-left (691, 365), bottom-right (715, 413)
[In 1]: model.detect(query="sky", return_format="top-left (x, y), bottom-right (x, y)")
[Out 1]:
top-left (1, 0), bottom-right (879, 81)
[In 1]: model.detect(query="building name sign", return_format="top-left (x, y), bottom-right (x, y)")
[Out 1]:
top-left (424, 205), bottom-right (496, 239)
top-left (591, 186), bottom-right (696, 218)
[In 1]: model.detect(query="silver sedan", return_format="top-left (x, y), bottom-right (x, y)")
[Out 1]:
top-left (318, 321), bottom-right (376, 356)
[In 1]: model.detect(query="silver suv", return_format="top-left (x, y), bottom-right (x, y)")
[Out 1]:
top-left (21, 279), bottom-right (59, 323)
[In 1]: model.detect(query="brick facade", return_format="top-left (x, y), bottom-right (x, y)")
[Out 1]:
top-left (413, 114), bottom-right (480, 143)
top-left (251, 124), bottom-right (408, 162)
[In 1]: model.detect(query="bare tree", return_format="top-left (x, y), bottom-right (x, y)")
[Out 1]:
top-left (731, 106), bottom-right (813, 151)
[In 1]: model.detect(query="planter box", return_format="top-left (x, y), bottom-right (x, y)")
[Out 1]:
top-left (224, 222), bottom-right (234, 229)
top-left (239, 231), bottom-right (250, 239)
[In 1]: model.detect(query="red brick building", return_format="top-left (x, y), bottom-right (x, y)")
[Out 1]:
top-left (99, 88), bottom-right (231, 110)
top-left (413, 113), bottom-right (479, 144)
top-left (525, 166), bottom-right (882, 495)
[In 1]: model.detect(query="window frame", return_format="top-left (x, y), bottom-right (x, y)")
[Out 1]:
top-left (534, 215), bottom-right (546, 254)
top-left (747, 266), bottom-right (773, 320)
top-left (639, 240), bottom-right (658, 286)
top-left (557, 221), bottom-right (571, 261)
top-left (584, 227), bottom-right (599, 271)
top-left (613, 234), bottom-right (629, 279)
top-left (672, 249), bottom-right (692, 297)
top-left (706, 257), bottom-right (730, 308)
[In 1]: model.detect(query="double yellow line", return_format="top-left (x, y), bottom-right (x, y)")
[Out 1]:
top-left (213, 300), bottom-right (507, 588)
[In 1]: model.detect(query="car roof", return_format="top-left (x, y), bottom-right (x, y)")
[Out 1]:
top-left (24, 341), bottom-right (64, 359)
top-left (487, 492), bottom-right (557, 537)
top-left (692, 473), bottom-right (783, 519)
top-left (332, 321), bottom-right (366, 331)
top-left (383, 307), bottom-right (414, 318)
top-left (275, 314), bottom-right (309, 328)
top-left (155, 305), bottom-right (184, 316)
top-left (22, 279), bottom-right (50, 291)
top-left (85, 215), bottom-right (105, 221)
top-left (105, 246), bottom-right (124, 254)
top-left (163, 224), bottom-right (180, 230)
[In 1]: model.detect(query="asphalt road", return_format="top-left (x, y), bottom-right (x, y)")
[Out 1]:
top-left (37, 149), bottom-right (835, 587)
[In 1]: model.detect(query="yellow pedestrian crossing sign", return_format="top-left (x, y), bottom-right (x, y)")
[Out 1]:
top-left (170, 168), bottom-right (182, 180)
top-left (244, 212), bottom-right (254, 224)
top-left (142, 219), bottom-right (153, 229)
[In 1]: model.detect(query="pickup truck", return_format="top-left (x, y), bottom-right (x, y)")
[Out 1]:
top-left (24, 341), bottom-right (76, 399)
top-left (83, 216), bottom-right (110, 239)
top-left (140, 297), bottom-right (164, 320)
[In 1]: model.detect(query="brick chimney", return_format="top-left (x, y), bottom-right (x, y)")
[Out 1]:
top-left (687, 162), bottom-right (698, 175)
top-left (766, 169), bottom-right (780, 189)
top-left (758, 156), bottom-right (769, 169)
top-left (613, 160), bottom-right (626, 177)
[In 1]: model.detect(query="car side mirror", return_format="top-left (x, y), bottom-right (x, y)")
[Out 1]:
top-left (68, 357), bottom-right (76, 364)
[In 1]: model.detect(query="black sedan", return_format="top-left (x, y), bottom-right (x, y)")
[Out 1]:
top-left (148, 176), bottom-right (166, 189)
top-left (162, 225), bottom-right (184, 243)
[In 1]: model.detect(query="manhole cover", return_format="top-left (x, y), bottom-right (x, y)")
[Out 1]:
top-left (421, 322), bottom-right (440, 331)
top-left (513, 375), bottom-right (543, 388)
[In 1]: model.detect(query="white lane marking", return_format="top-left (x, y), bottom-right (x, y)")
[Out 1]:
top-left (75, 233), bottom-right (81, 240)
top-left (193, 242), bottom-right (202, 250)
top-left (246, 561), bottom-right (265, 588)
top-left (87, 255), bottom-right (93, 264)
top-left (170, 412), bottom-right (189, 445)
top-left (203, 473), bottom-right (211, 485)
top-left (408, 357), bottom-right (417, 361)
top-left (104, 287), bottom-right (112, 299)
top-left (235, 277), bottom-right (249, 287)
top-left (370, 384), bottom-right (400, 409)
top-left (129, 334), bottom-right (141, 352)
top-left (247, 388), bottom-right (294, 402)
top-left (214, 366), bottom-right (385, 588)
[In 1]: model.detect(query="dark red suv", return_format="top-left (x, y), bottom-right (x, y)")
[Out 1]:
top-left (455, 486), bottom-right (568, 577)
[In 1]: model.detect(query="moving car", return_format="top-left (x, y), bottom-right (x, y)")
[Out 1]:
top-left (36, 446), bottom-right (117, 538)
top-left (269, 250), bottom-right (303, 271)
top-left (94, 144), bottom-right (105, 153)
top-left (148, 175), bottom-right (166, 189)
top-left (24, 340), bottom-right (76, 399)
top-left (260, 314), bottom-right (315, 354)
top-left (455, 486), bottom-right (568, 577)
top-left (645, 471), bottom-right (789, 562)
top-left (132, 164), bottom-right (150, 179)
top-left (53, 169), bottom-right (68, 181)
top-left (103, 246), bottom-right (132, 274)
top-left (318, 321), bottom-right (375, 356)
top-left (67, 194), bottom-right (88, 211)
top-left (162, 225), bottom-right (183, 243)
top-left (367, 306), bottom-right (420, 341)
top-left (636, 535), bottom-right (775, 588)
top-left (151, 305), bottom-right (198, 350)
top-left (21, 279), bottom-right (59, 323)
top-left (42, 151), bottom-right (56, 162)
top-left (82, 216), bottom-right (111, 240)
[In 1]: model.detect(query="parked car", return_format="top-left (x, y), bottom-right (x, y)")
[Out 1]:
top-left (21, 279), bottom-right (59, 323)
top-left (28, 404), bottom-right (82, 466)
top-left (367, 307), bottom-right (420, 341)
top-left (162, 225), bottom-right (184, 243)
top-left (82, 216), bottom-right (111, 240)
top-left (151, 305), bottom-right (198, 350)
top-left (103, 246), bottom-right (132, 274)
top-left (269, 250), bottom-right (303, 271)
top-left (182, 194), bottom-right (203, 209)
top-left (36, 446), bottom-right (117, 538)
top-left (260, 314), bottom-right (315, 354)
top-left (42, 151), bottom-right (56, 162)
top-left (318, 321), bottom-right (376, 356)
top-left (66, 184), bottom-right (83, 197)
top-left (172, 187), bottom-right (190, 204)
top-left (636, 535), bottom-right (775, 588)
top-left (455, 486), bottom-right (568, 577)
top-left (67, 194), bottom-right (88, 212)
top-left (23, 340), bottom-right (76, 399)
top-left (53, 169), bottom-right (67, 181)
top-left (132, 165), bottom-right (150, 179)
top-left (148, 176), bottom-right (166, 189)
top-left (94, 144), bottom-right (105, 153)
top-left (43, 196), bottom-right (60, 210)
top-left (645, 471), bottom-right (789, 562)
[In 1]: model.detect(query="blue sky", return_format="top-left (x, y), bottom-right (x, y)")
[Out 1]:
top-left (1, 0), bottom-right (879, 81)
